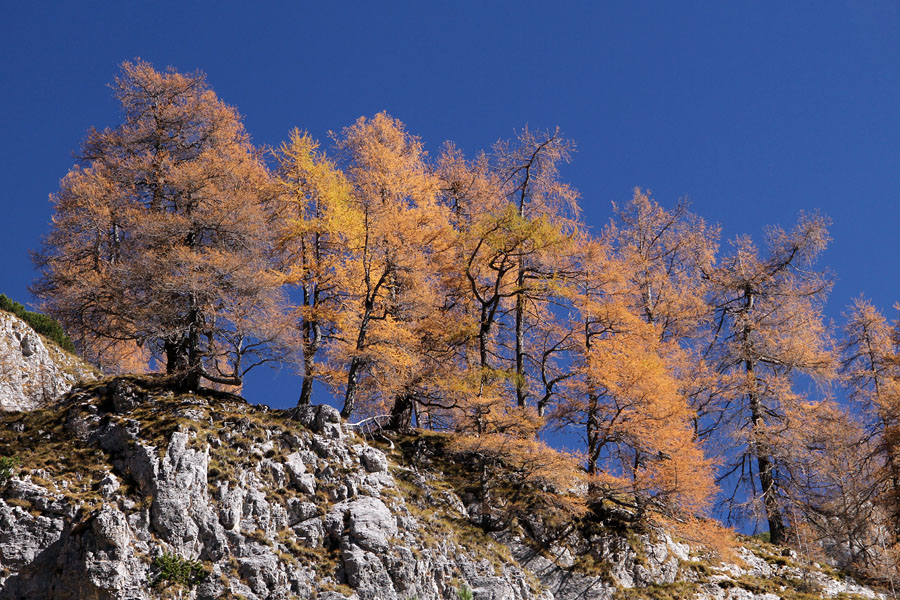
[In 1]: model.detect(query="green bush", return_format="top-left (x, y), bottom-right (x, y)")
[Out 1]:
top-left (0, 456), bottom-right (19, 483)
top-left (456, 584), bottom-right (474, 600)
top-left (0, 294), bottom-right (75, 353)
top-left (152, 552), bottom-right (208, 588)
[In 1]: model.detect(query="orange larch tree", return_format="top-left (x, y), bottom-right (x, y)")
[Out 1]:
top-left (609, 190), bottom-right (727, 441)
top-left (840, 297), bottom-right (900, 565)
top-left (555, 235), bottom-right (715, 517)
top-left (494, 127), bottom-right (580, 409)
top-left (771, 395), bottom-right (884, 573)
top-left (436, 136), bottom-right (579, 424)
top-left (841, 297), bottom-right (900, 440)
top-left (709, 213), bottom-right (834, 544)
top-left (33, 60), bottom-right (287, 391)
top-left (271, 129), bottom-right (353, 405)
top-left (611, 189), bottom-right (718, 343)
top-left (328, 113), bottom-right (452, 421)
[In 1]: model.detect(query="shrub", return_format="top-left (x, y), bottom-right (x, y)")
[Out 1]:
top-left (456, 584), bottom-right (474, 600)
top-left (0, 456), bottom-right (19, 483)
top-left (751, 531), bottom-right (771, 543)
top-left (0, 294), bottom-right (75, 353)
top-left (152, 552), bottom-right (207, 588)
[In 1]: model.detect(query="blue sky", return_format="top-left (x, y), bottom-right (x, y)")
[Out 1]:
top-left (2, 2), bottom-right (899, 409)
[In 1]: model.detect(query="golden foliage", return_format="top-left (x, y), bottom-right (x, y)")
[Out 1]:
top-left (50, 65), bottom-right (900, 558)
top-left (709, 212), bottom-right (835, 544)
top-left (33, 60), bottom-right (286, 389)
top-left (450, 408), bottom-right (587, 530)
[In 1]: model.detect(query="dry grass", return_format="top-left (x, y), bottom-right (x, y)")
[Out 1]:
top-left (0, 401), bottom-right (112, 504)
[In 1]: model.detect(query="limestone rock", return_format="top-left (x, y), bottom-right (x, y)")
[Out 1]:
top-left (0, 311), bottom-right (95, 411)
top-left (0, 379), bottom-right (886, 600)
top-left (359, 446), bottom-right (388, 473)
top-left (345, 496), bottom-right (397, 552)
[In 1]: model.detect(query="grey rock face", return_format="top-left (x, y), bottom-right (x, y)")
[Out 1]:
top-left (0, 380), bottom-right (885, 600)
top-left (0, 384), bottom-right (547, 600)
top-left (0, 311), bottom-right (95, 411)
top-left (290, 403), bottom-right (345, 439)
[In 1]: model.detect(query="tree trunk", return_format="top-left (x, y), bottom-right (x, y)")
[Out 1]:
top-left (479, 458), bottom-right (493, 531)
top-left (515, 261), bottom-right (527, 408)
top-left (755, 434), bottom-right (786, 544)
top-left (388, 393), bottom-right (414, 431)
top-left (342, 298), bottom-right (373, 420)
top-left (342, 356), bottom-right (363, 420)
top-left (477, 302), bottom-right (495, 393)
top-left (749, 381), bottom-right (786, 544)
top-left (586, 395), bottom-right (601, 477)
top-left (298, 375), bottom-right (314, 407)
top-left (164, 340), bottom-right (182, 376)
top-left (297, 319), bottom-right (321, 406)
top-left (584, 322), bottom-right (601, 479)
top-left (744, 323), bottom-right (785, 543)
top-left (164, 336), bottom-right (202, 392)
top-left (182, 302), bottom-right (203, 391)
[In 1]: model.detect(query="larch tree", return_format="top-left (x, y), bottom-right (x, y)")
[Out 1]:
top-left (271, 129), bottom-right (353, 406)
top-left (771, 396), bottom-right (885, 574)
top-left (841, 297), bottom-right (900, 441)
top-left (432, 140), bottom-right (591, 532)
top-left (610, 190), bottom-right (727, 441)
top-left (709, 213), bottom-right (834, 544)
top-left (840, 297), bottom-right (900, 560)
top-left (435, 144), bottom-right (520, 426)
top-left (328, 112), bottom-right (451, 421)
top-left (33, 60), bottom-right (286, 391)
top-left (494, 128), bottom-right (579, 409)
top-left (555, 236), bottom-right (715, 517)
top-left (611, 189), bottom-right (718, 343)
top-left (436, 136), bottom-right (578, 426)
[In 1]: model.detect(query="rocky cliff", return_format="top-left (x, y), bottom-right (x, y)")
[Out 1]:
top-left (0, 310), bottom-right (95, 411)
top-left (0, 377), bottom-right (887, 600)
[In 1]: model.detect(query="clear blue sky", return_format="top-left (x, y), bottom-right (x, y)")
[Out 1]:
top-left (2, 2), bottom-right (899, 409)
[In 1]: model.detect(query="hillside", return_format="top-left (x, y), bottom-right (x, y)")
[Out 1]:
top-left (0, 307), bottom-right (96, 412)
top-left (0, 377), bottom-right (884, 600)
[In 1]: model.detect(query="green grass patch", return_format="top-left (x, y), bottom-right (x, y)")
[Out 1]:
top-left (152, 552), bottom-right (208, 588)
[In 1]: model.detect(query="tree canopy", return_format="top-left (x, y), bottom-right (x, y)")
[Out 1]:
top-left (33, 61), bottom-right (286, 390)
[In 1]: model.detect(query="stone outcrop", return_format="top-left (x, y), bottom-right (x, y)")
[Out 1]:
top-left (0, 379), bottom-right (886, 599)
top-left (0, 310), bottom-right (95, 411)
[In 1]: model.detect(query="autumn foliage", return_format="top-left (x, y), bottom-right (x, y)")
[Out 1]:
top-left (33, 61), bottom-right (286, 390)
top-left (33, 61), bottom-right (900, 575)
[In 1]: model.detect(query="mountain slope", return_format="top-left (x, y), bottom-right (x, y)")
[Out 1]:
top-left (0, 377), bottom-right (886, 600)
